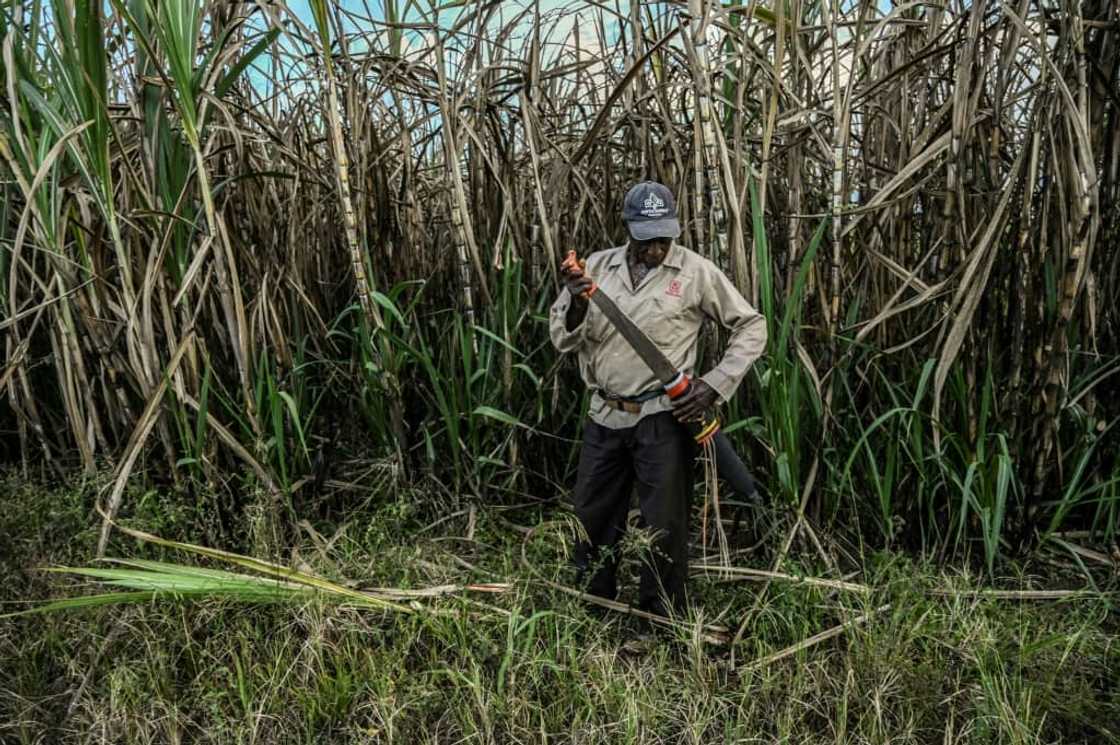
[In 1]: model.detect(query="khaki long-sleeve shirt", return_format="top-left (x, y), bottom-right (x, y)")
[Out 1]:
top-left (549, 243), bottom-right (768, 429)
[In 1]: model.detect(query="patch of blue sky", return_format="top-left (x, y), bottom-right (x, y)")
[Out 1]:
top-left (277, 0), bottom-right (637, 59)
top-left (232, 0), bottom-right (911, 130)
top-left (237, 0), bottom-right (639, 104)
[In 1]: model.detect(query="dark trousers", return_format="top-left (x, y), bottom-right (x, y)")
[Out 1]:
top-left (570, 411), bottom-right (694, 614)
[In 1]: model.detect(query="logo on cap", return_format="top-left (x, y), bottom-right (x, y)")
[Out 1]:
top-left (640, 192), bottom-right (667, 217)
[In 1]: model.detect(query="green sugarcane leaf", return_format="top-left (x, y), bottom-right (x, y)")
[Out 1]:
top-left (777, 218), bottom-right (827, 353)
top-left (278, 391), bottom-right (310, 458)
top-left (512, 363), bottom-right (540, 387)
top-left (1, 591), bottom-right (160, 618)
top-left (215, 28), bottom-right (281, 98)
top-left (473, 406), bottom-right (526, 429)
top-left (371, 291), bottom-right (407, 327)
top-left (472, 325), bottom-right (525, 358)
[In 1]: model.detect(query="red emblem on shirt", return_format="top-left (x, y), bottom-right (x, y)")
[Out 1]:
top-left (666, 279), bottom-right (683, 297)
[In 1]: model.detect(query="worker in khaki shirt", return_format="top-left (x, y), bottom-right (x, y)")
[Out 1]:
top-left (550, 181), bottom-right (768, 617)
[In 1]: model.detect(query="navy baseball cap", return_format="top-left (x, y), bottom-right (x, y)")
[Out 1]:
top-left (622, 181), bottom-right (681, 241)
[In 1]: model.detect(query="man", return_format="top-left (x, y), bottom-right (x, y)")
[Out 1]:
top-left (549, 181), bottom-right (768, 617)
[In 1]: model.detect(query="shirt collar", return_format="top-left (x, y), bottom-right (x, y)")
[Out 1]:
top-left (661, 242), bottom-right (684, 270)
top-left (606, 242), bottom-right (684, 270)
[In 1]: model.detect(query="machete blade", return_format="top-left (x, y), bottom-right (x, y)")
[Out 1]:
top-left (587, 287), bottom-right (679, 385)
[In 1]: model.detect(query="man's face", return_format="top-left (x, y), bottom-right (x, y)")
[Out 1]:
top-left (629, 237), bottom-right (671, 267)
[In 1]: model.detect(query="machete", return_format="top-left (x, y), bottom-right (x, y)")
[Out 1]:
top-left (561, 251), bottom-right (759, 506)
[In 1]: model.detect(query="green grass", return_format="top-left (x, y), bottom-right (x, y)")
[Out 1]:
top-left (2, 473), bottom-right (1118, 743)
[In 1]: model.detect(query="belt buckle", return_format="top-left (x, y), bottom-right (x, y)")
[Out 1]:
top-left (599, 391), bottom-right (644, 415)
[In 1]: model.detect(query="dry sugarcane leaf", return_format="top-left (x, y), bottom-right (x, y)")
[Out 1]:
top-left (97, 331), bottom-right (195, 556)
top-left (931, 147), bottom-right (1026, 436)
top-left (568, 25), bottom-right (682, 168)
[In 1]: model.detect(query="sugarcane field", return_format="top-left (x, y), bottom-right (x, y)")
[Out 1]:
top-left (2, 0), bottom-right (1120, 741)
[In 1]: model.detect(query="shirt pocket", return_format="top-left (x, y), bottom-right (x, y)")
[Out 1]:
top-left (647, 295), bottom-right (694, 349)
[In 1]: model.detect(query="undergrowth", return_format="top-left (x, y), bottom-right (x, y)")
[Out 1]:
top-left (1, 473), bottom-right (1117, 744)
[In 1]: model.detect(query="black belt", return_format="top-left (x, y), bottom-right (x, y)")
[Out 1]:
top-left (597, 388), bottom-right (663, 414)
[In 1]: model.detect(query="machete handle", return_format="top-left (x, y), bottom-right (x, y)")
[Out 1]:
top-left (561, 250), bottom-right (597, 298)
top-left (663, 372), bottom-right (721, 445)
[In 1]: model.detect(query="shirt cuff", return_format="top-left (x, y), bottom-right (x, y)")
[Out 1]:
top-left (699, 368), bottom-right (735, 403)
top-left (550, 297), bottom-right (587, 352)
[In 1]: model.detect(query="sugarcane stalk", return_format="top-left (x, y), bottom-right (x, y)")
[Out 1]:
top-left (322, 56), bottom-right (383, 334)
top-left (1030, 4), bottom-right (1099, 529)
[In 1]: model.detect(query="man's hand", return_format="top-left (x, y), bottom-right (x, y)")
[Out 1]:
top-left (560, 258), bottom-right (595, 298)
top-left (560, 256), bottom-right (593, 330)
top-left (671, 379), bottom-right (719, 423)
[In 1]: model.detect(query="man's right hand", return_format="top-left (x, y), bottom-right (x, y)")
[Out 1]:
top-left (560, 260), bottom-right (595, 298)
top-left (560, 257), bottom-right (592, 331)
